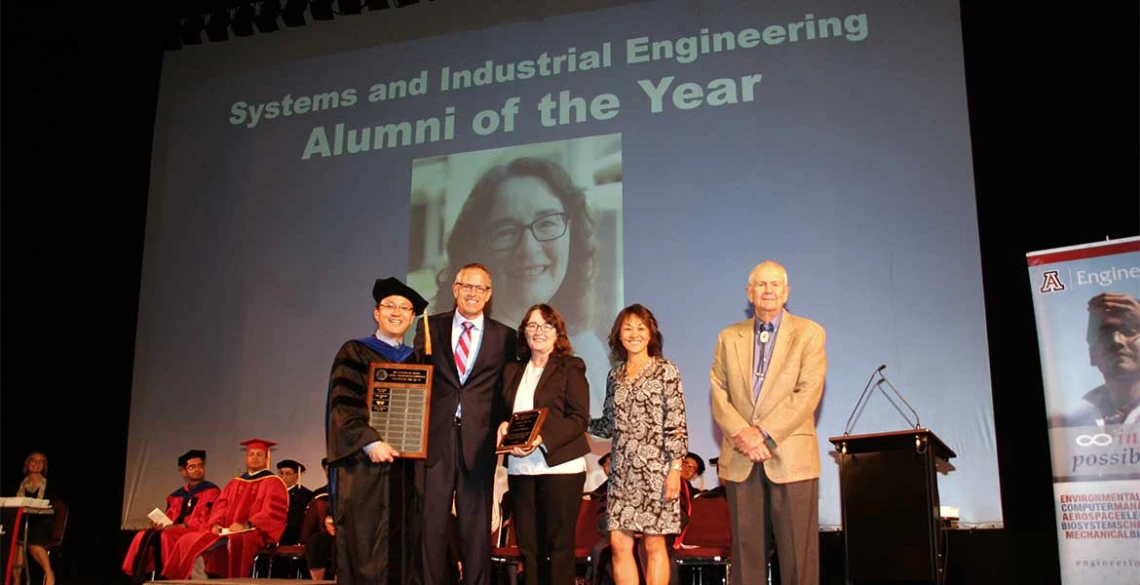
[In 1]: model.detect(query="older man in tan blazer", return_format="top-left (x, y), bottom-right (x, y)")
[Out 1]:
top-left (710, 261), bottom-right (826, 585)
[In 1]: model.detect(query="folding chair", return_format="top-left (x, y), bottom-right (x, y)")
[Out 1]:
top-left (250, 494), bottom-right (328, 578)
top-left (491, 493), bottom-right (522, 585)
top-left (573, 496), bottom-right (605, 581)
top-left (673, 496), bottom-right (731, 585)
top-left (37, 501), bottom-right (68, 585)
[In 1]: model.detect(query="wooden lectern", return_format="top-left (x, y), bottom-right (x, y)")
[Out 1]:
top-left (828, 429), bottom-right (955, 585)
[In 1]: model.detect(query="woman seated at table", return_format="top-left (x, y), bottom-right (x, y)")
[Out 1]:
top-left (13, 452), bottom-right (61, 585)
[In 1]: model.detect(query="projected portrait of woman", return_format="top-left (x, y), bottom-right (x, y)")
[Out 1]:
top-left (447, 157), bottom-right (594, 335)
top-left (408, 134), bottom-right (623, 421)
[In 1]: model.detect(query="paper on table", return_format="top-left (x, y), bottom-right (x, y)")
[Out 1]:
top-left (148, 507), bottom-right (173, 527)
top-left (0, 497), bottom-right (51, 509)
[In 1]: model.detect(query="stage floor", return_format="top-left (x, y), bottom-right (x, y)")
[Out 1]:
top-left (150, 580), bottom-right (334, 585)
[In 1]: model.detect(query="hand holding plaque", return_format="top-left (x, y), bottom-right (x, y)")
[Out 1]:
top-left (497, 408), bottom-right (549, 455)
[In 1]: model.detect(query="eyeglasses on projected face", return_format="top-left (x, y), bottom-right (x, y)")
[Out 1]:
top-left (484, 212), bottom-right (569, 252)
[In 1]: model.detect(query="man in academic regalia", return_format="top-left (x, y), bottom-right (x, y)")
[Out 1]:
top-left (276, 459), bottom-right (314, 545)
top-left (161, 438), bottom-right (290, 579)
top-left (325, 276), bottom-right (429, 585)
top-left (301, 457), bottom-right (334, 578)
top-left (121, 449), bottom-right (221, 583)
top-left (312, 457), bottom-right (329, 497)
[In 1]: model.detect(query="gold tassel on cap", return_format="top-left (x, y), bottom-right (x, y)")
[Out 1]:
top-left (423, 307), bottom-right (432, 355)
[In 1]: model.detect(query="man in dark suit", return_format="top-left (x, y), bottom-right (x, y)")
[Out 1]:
top-left (415, 262), bottom-right (516, 585)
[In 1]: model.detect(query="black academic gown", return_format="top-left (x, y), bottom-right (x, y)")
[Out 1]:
top-left (325, 337), bottom-right (422, 585)
top-left (280, 484), bottom-right (314, 544)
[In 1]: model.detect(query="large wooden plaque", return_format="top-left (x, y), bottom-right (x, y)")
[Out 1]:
top-left (367, 362), bottom-right (433, 459)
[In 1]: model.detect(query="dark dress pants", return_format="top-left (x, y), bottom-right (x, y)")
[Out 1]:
top-left (508, 471), bottom-right (586, 585)
top-left (423, 418), bottom-right (494, 585)
top-left (725, 464), bottom-right (819, 585)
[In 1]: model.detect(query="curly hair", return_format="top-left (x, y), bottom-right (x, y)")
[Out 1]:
top-left (437, 157), bottom-right (597, 332)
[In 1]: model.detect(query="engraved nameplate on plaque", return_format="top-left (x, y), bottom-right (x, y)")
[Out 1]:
top-left (367, 362), bottom-right (433, 459)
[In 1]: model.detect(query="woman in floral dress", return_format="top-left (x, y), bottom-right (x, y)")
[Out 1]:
top-left (588, 304), bottom-right (688, 585)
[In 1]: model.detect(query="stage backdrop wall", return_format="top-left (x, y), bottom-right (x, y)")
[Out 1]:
top-left (123, 0), bottom-right (1001, 530)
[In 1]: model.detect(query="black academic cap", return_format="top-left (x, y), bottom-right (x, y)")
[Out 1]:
top-left (372, 277), bottom-right (429, 314)
top-left (178, 449), bottom-right (207, 467)
top-left (277, 459), bottom-right (306, 473)
top-left (708, 456), bottom-right (719, 467)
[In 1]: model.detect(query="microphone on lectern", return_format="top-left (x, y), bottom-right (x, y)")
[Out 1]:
top-left (843, 364), bottom-right (886, 435)
top-left (877, 366), bottom-right (922, 430)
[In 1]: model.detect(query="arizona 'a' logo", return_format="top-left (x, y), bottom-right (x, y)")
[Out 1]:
top-left (1039, 270), bottom-right (1066, 293)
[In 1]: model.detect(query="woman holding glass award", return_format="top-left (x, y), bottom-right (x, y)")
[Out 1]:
top-left (496, 303), bottom-right (591, 585)
top-left (588, 304), bottom-right (689, 585)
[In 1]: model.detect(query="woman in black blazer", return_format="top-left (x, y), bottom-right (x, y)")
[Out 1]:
top-left (496, 303), bottom-right (591, 585)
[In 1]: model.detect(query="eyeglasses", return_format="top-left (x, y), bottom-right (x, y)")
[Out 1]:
top-left (378, 302), bottom-right (414, 313)
top-left (484, 212), bottom-right (569, 252)
top-left (455, 282), bottom-right (491, 294)
top-left (525, 323), bottom-right (556, 333)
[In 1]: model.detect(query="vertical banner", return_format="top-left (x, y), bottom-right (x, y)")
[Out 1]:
top-left (1027, 236), bottom-right (1140, 584)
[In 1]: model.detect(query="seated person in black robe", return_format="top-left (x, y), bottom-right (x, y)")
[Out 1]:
top-left (276, 459), bottom-right (314, 545)
top-left (312, 457), bottom-right (329, 497)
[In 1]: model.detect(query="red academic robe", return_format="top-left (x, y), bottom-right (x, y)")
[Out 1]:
top-left (298, 493), bottom-right (330, 545)
top-left (161, 470), bottom-right (289, 579)
top-left (120, 481), bottom-right (221, 577)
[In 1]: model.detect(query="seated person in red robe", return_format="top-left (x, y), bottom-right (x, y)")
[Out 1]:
top-left (305, 511), bottom-right (336, 580)
top-left (161, 438), bottom-right (290, 579)
top-left (121, 449), bottom-right (221, 583)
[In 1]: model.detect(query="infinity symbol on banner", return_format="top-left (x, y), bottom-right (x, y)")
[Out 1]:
top-left (1074, 433), bottom-right (1113, 447)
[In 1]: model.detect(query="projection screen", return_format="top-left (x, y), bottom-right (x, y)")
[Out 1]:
top-left (124, 0), bottom-right (1000, 529)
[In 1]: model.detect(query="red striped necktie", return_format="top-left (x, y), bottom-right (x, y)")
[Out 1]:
top-left (455, 321), bottom-right (474, 377)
